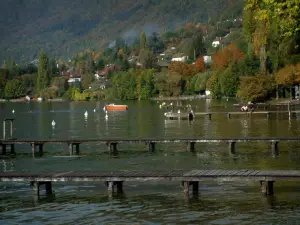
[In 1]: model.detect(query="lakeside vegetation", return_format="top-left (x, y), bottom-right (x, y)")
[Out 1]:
top-left (0, 0), bottom-right (299, 102)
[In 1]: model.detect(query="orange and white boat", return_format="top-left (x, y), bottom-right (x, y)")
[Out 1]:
top-left (104, 103), bottom-right (128, 111)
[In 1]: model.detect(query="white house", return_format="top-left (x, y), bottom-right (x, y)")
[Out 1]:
top-left (203, 56), bottom-right (212, 64)
top-left (212, 41), bottom-right (220, 47)
top-left (171, 53), bottom-right (189, 62)
top-left (68, 78), bottom-right (81, 83)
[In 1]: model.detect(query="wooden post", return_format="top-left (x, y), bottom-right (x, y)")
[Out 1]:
top-left (191, 181), bottom-right (199, 195)
top-left (116, 181), bottom-right (123, 193)
top-left (31, 143), bottom-right (36, 157)
top-left (68, 143), bottom-right (73, 155)
top-left (108, 143), bottom-right (118, 154)
top-left (227, 113), bottom-right (231, 119)
top-left (75, 144), bottom-right (80, 155)
top-left (3, 120), bottom-right (6, 140)
top-left (207, 114), bottom-right (212, 120)
top-left (45, 182), bottom-right (52, 195)
top-left (1, 144), bottom-right (6, 155)
top-left (228, 142), bottom-right (236, 154)
top-left (267, 113), bottom-right (270, 119)
top-left (260, 181), bottom-right (274, 195)
top-left (10, 144), bottom-right (15, 154)
top-left (32, 181), bottom-right (40, 195)
top-left (107, 181), bottom-right (114, 192)
top-left (186, 142), bottom-right (195, 152)
top-left (271, 141), bottom-right (279, 155)
top-left (183, 181), bottom-right (189, 196)
top-left (38, 144), bottom-right (43, 156)
top-left (10, 120), bottom-right (13, 139)
top-left (148, 142), bottom-right (155, 152)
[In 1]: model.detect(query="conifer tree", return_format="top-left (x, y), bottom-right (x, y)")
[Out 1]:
top-left (37, 50), bottom-right (50, 92)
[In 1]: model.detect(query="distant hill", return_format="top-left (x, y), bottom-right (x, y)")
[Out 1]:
top-left (0, 0), bottom-right (243, 64)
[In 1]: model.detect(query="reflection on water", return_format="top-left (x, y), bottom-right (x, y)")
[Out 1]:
top-left (1, 100), bottom-right (300, 224)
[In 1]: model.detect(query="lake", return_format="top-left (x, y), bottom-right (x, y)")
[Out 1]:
top-left (1, 99), bottom-right (300, 224)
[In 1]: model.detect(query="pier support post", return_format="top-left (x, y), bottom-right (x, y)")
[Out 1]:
top-left (227, 113), bottom-right (231, 119)
top-left (106, 181), bottom-right (123, 193)
top-left (31, 181), bottom-right (53, 196)
top-left (38, 144), bottom-right (43, 156)
top-left (191, 181), bottom-right (199, 195)
top-left (10, 144), bottom-right (15, 154)
top-left (228, 142), bottom-right (236, 154)
top-left (271, 141), bottom-right (279, 155)
top-left (1, 144), bottom-right (6, 155)
top-left (68, 143), bottom-right (80, 155)
top-left (186, 142), bottom-right (195, 152)
top-left (75, 144), bottom-right (80, 155)
top-left (148, 142), bottom-right (156, 152)
top-left (31, 143), bottom-right (44, 157)
top-left (3, 120), bottom-right (6, 140)
top-left (31, 181), bottom-right (40, 195)
top-left (183, 181), bottom-right (190, 196)
top-left (260, 181), bottom-right (274, 195)
top-left (45, 182), bottom-right (53, 195)
top-left (207, 114), bottom-right (212, 120)
top-left (31, 143), bottom-right (35, 157)
top-left (108, 143), bottom-right (118, 154)
top-left (182, 181), bottom-right (199, 197)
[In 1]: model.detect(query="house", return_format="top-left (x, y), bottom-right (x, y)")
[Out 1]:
top-left (171, 53), bottom-right (189, 62)
top-left (61, 69), bottom-right (82, 84)
top-left (212, 41), bottom-right (220, 47)
top-left (95, 64), bottom-right (120, 79)
top-left (203, 56), bottom-right (212, 64)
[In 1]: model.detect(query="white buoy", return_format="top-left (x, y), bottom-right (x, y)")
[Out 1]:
top-left (84, 111), bottom-right (88, 117)
top-left (178, 109), bottom-right (180, 114)
top-left (103, 106), bottom-right (106, 111)
top-left (51, 120), bottom-right (56, 127)
top-left (12, 109), bottom-right (15, 113)
top-left (93, 109), bottom-right (96, 113)
top-left (170, 103), bottom-right (173, 106)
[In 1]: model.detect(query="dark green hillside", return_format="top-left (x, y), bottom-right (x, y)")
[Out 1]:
top-left (0, 0), bottom-right (243, 64)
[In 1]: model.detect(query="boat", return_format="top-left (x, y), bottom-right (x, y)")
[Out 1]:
top-left (105, 103), bottom-right (128, 111)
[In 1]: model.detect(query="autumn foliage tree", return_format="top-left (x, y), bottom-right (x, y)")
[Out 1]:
top-left (194, 56), bottom-right (205, 73)
top-left (275, 63), bottom-right (300, 87)
top-left (168, 62), bottom-right (194, 77)
top-left (237, 75), bottom-right (274, 101)
top-left (213, 44), bottom-right (244, 69)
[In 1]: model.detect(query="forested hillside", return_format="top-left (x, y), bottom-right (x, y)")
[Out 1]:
top-left (0, 0), bottom-right (243, 64)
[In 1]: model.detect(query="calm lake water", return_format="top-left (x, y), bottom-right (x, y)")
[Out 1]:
top-left (1, 99), bottom-right (300, 224)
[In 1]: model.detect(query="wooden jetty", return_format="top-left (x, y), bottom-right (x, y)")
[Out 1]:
top-left (164, 110), bottom-right (300, 120)
top-left (1, 170), bottom-right (300, 197)
top-left (1, 137), bottom-right (300, 156)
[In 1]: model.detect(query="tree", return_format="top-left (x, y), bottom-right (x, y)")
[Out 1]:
top-left (194, 56), bottom-right (205, 73)
top-left (213, 44), bottom-right (244, 69)
top-left (4, 79), bottom-right (25, 99)
top-left (37, 50), bottom-right (50, 92)
top-left (140, 32), bottom-right (147, 49)
top-left (237, 75), bottom-right (274, 101)
top-left (168, 62), bottom-right (194, 77)
top-left (138, 49), bottom-right (156, 69)
top-left (81, 73), bottom-right (94, 90)
top-left (275, 63), bottom-right (300, 87)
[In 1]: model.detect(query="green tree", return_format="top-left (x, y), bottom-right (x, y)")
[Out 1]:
top-left (4, 79), bottom-right (25, 99)
top-left (37, 50), bottom-right (50, 92)
top-left (140, 32), bottom-right (147, 49)
top-left (82, 73), bottom-right (94, 90)
top-left (138, 49), bottom-right (156, 69)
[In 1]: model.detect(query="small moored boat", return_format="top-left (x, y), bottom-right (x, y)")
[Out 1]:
top-left (105, 103), bottom-right (128, 111)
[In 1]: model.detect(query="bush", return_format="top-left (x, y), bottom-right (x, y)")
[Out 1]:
top-left (4, 79), bottom-right (25, 99)
top-left (237, 75), bottom-right (275, 101)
